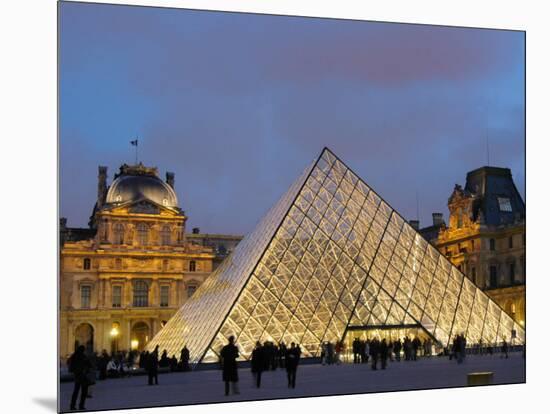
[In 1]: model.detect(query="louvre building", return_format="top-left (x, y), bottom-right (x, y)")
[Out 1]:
top-left (146, 148), bottom-right (525, 366)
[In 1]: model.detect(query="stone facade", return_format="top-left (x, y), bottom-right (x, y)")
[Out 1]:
top-left (431, 167), bottom-right (525, 328)
top-left (60, 164), bottom-right (220, 360)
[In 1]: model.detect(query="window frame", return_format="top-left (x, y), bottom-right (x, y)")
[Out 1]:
top-left (80, 284), bottom-right (92, 309)
top-left (133, 280), bottom-right (149, 307)
top-left (112, 284), bottom-right (122, 308)
top-left (160, 285), bottom-right (170, 307)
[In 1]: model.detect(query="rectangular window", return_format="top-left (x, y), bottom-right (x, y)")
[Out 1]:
top-left (509, 236), bottom-right (513, 249)
top-left (497, 197), bottom-right (513, 212)
top-left (509, 263), bottom-right (516, 284)
top-left (160, 285), bottom-right (169, 307)
top-left (81, 285), bottom-right (91, 309)
top-left (112, 285), bottom-right (122, 308)
top-left (471, 267), bottom-right (476, 281)
top-left (489, 266), bottom-right (498, 288)
top-left (187, 285), bottom-right (196, 298)
top-left (489, 238), bottom-right (495, 251)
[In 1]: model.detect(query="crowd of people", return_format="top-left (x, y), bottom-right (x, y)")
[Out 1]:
top-left (66, 345), bottom-right (192, 411)
top-left (66, 334), bottom-right (520, 410)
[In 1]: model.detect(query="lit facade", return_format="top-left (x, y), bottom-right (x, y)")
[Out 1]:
top-left (433, 167), bottom-right (525, 326)
top-left (146, 148), bottom-right (525, 366)
top-left (60, 164), bottom-right (219, 359)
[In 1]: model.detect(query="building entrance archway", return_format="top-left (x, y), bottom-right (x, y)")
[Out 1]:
top-left (131, 322), bottom-right (150, 351)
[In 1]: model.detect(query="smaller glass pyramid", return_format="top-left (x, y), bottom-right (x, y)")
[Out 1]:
top-left (146, 148), bottom-right (525, 366)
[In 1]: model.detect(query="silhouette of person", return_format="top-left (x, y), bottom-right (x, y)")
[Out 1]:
top-left (68, 345), bottom-right (91, 411)
top-left (147, 345), bottom-right (159, 385)
top-left (220, 336), bottom-right (240, 396)
top-left (285, 342), bottom-right (301, 388)
top-left (251, 341), bottom-right (265, 388)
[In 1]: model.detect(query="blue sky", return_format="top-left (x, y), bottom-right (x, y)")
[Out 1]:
top-left (59, 2), bottom-right (525, 234)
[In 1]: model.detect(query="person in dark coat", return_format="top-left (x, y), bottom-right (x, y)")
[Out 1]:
top-left (68, 345), bottom-right (91, 411)
top-left (251, 341), bottom-right (265, 388)
top-left (285, 342), bottom-right (301, 388)
top-left (147, 346), bottom-right (159, 385)
top-left (278, 342), bottom-right (287, 368)
top-left (502, 339), bottom-right (509, 359)
top-left (159, 350), bottom-right (169, 368)
top-left (98, 350), bottom-right (109, 380)
top-left (380, 339), bottom-right (389, 370)
top-left (180, 346), bottom-right (190, 372)
top-left (370, 338), bottom-right (379, 370)
top-left (394, 339), bottom-right (402, 362)
top-left (220, 336), bottom-right (240, 396)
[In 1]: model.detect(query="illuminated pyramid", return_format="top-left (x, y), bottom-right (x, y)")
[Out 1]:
top-left (147, 148), bottom-right (525, 366)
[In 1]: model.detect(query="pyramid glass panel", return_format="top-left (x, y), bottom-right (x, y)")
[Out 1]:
top-left (146, 148), bottom-right (525, 366)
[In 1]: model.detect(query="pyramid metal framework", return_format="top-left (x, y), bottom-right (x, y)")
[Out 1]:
top-left (146, 148), bottom-right (525, 365)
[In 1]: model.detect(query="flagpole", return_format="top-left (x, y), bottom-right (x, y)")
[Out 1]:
top-left (135, 140), bottom-right (138, 165)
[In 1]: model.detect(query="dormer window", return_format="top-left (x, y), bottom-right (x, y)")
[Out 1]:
top-left (497, 197), bottom-right (512, 212)
top-left (162, 198), bottom-right (168, 206)
top-left (115, 194), bottom-right (122, 202)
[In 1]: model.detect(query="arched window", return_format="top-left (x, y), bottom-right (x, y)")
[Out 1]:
top-left (83, 258), bottom-right (91, 270)
top-left (113, 223), bottom-right (124, 244)
top-left (161, 225), bottom-right (171, 246)
top-left (187, 284), bottom-right (197, 298)
top-left (133, 280), bottom-right (149, 307)
top-left (137, 223), bottom-right (148, 246)
top-left (189, 260), bottom-right (196, 272)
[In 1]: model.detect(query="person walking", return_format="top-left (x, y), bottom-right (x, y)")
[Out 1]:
top-left (220, 336), bottom-right (240, 396)
top-left (251, 341), bottom-right (265, 388)
top-left (68, 345), bottom-right (91, 411)
top-left (147, 345), bottom-right (159, 385)
top-left (501, 339), bottom-right (509, 359)
top-left (285, 342), bottom-right (301, 388)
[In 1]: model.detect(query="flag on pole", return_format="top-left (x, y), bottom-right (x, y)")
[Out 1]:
top-left (130, 139), bottom-right (138, 146)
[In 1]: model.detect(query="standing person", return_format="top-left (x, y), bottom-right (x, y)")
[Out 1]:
top-left (394, 339), bottom-right (402, 362)
top-left (251, 342), bottom-right (265, 388)
top-left (147, 345), bottom-right (159, 385)
top-left (285, 342), bottom-right (300, 388)
top-left (501, 339), bottom-right (509, 359)
top-left (98, 350), bottom-right (109, 380)
top-left (380, 339), bottom-right (389, 370)
top-left (180, 346), bottom-right (190, 372)
top-left (68, 345), bottom-right (91, 411)
top-left (220, 336), bottom-right (240, 396)
top-left (278, 342), bottom-right (287, 369)
top-left (370, 338), bottom-right (379, 370)
top-left (352, 338), bottom-right (360, 364)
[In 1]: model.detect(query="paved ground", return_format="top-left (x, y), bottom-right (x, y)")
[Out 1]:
top-left (59, 353), bottom-right (525, 412)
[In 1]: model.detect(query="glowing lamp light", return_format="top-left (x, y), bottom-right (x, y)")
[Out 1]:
top-left (130, 340), bottom-right (139, 350)
top-left (110, 327), bottom-right (119, 337)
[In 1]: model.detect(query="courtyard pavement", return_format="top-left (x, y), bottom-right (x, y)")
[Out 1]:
top-left (59, 353), bottom-right (525, 412)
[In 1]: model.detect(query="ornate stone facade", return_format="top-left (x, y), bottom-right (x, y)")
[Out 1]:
top-left (60, 164), bottom-right (217, 359)
top-left (433, 167), bottom-right (525, 328)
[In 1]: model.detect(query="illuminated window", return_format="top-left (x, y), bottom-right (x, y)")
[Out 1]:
top-left (511, 303), bottom-right (516, 315)
top-left (162, 198), bottom-right (168, 206)
top-left (497, 197), bottom-right (513, 212)
top-left (83, 258), bottom-right (91, 270)
top-left (114, 223), bottom-right (124, 244)
top-left (187, 285), bottom-right (197, 298)
top-left (133, 280), bottom-right (149, 307)
top-left (115, 194), bottom-right (122, 202)
top-left (189, 260), bottom-right (196, 272)
top-left (160, 285), bottom-right (169, 307)
top-left (81, 285), bottom-right (91, 309)
top-left (489, 238), bottom-right (495, 251)
top-left (161, 226), bottom-right (171, 245)
top-left (137, 223), bottom-right (148, 245)
top-left (112, 285), bottom-right (122, 308)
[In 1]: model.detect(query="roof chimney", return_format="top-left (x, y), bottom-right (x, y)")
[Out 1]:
top-left (432, 213), bottom-right (444, 226)
top-left (97, 166), bottom-right (108, 208)
top-left (192, 227), bottom-right (200, 234)
top-left (166, 172), bottom-right (175, 189)
top-left (409, 220), bottom-right (419, 230)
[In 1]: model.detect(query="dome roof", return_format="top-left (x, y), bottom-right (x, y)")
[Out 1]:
top-left (105, 165), bottom-right (178, 208)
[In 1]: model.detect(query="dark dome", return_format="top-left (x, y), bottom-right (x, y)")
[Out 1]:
top-left (106, 173), bottom-right (178, 208)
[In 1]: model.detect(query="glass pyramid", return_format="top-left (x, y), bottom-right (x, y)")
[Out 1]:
top-left (146, 148), bottom-right (525, 366)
